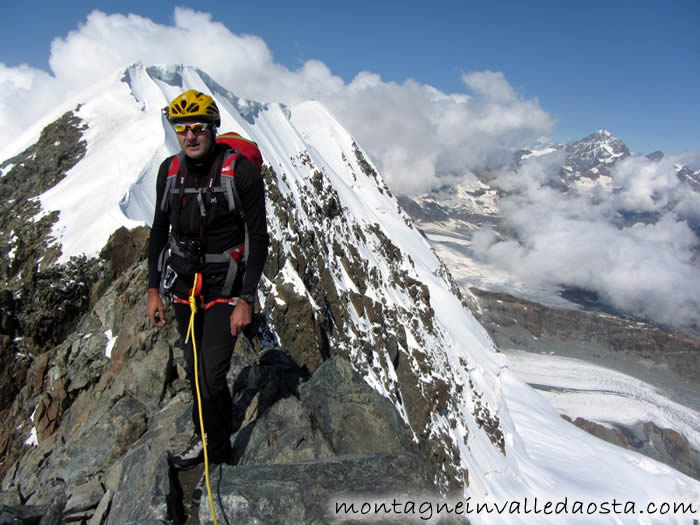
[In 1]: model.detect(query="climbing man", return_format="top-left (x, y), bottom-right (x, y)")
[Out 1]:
top-left (146, 89), bottom-right (269, 470)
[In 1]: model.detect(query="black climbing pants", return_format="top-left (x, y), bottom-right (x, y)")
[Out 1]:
top-left (173, 302), bottom-right (235, 464)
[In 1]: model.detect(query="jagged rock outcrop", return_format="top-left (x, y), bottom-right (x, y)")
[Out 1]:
top-left (298, 356), bottom-right (414, 456)
top-left (0, 255), bottom-right (105, 476)
top-left (98, 226), bottom-right (150, 283)
top-left (0, 108), bottom-right (88, 282)
top-left (197, 357), bottom-right (440, 525)
top-left (0, 225), bottom-right (155, 483)
top-left (199, 454), bottom-right (438, 525)
top-left (0, 225), bottom-right (450, 524)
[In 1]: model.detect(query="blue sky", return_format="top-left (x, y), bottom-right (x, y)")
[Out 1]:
top-left (3, 1), bottom-right (699, 155)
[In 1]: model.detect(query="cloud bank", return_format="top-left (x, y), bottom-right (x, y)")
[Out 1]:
top-left (473, 152), bottom-right (700, 331)
top-left (0, 8), bottom-right (554, 196)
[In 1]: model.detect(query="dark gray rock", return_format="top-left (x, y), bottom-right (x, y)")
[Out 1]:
top-left (37, 492), bottom-right (66, 525)
top-left (5, 395), bottom-right (147, 510)
top-left (123, 521), bottom-right (169, 525)
top-left (20, 477), bottom-right (66, 510)
top-left (0, 503), bottom-right (48, 524)
top-left (87, 490), bottom-right (112, 525)
top-left (64, 477), bottom-right (104, 515)
top-left (105, 396), bottom-right (190, 525)
top-left (198, 453), bottom-right (440, 525)
top-left (0, 492), bottom-right (67, 525)
top-left (106, 453), bottom-right (171, 525)
top-left (237, 396), bottom-right (333, 466)
top-left (54, 396), bottom-right (148, 485)
top-left (121, 339), bottom-right (172, 412)
top-left (299, 356), bottom-right (414, 456)
top-left (0, 490), bottom-right (20, 507)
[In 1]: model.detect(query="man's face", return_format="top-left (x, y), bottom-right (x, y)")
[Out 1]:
top-left (175, 122), bottom-right (213, 160)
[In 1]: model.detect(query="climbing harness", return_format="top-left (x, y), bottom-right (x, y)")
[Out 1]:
top-left (162, 240), bottom-right (246, 299)
top-left (156, 146), bottom-right (250, 300)
top-left (186, 273), bottom-right (220, 525)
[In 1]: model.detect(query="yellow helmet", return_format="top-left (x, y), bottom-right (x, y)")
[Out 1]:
top-left (166, 90), bottom-right (220, 126)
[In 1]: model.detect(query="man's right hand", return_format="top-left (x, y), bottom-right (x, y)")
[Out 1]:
top-left (147, 288), bottom-right (166, 327)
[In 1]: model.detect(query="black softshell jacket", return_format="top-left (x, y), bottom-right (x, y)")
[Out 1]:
top-left (147, 143), bottom-right (269, 299)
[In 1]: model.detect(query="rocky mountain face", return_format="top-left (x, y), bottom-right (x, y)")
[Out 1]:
top-left (0, 109), bottom-right (88, 282)
top-left (676, 165), bottom-right (700, 194)
top-left (0, 103), bottom-right (497, 523)
top-left (560, 129), bottom-right (630, 179)
top-left (0, 109), bottom-right (104, 482)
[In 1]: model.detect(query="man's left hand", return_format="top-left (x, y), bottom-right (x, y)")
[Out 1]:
top-left (230, 299), bottom-right (253, 336)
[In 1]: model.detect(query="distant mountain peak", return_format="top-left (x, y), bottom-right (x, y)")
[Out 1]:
top-left (564, 129), bottom-right (630, 174)
top-left (577, 129), bottom-right (621, 144)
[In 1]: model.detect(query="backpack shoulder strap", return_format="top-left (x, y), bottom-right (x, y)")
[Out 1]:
top-left (160, 152), bottom-right (185, 213)
top-left (220, 149), bottom-right (245, 216)
top-left (219, 149), bottom-right (250, 266)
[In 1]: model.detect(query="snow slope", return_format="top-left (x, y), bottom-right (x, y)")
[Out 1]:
top-left (2, 62), bottom-right (698, 523)
top-left (504, 349), bottom-right (700, 452)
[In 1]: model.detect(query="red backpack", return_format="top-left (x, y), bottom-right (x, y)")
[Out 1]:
top-left (216, 131), bottom-right (263, 172)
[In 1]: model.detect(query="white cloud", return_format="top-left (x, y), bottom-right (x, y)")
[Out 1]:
top-left (674, 191), bottom-right (700, 222)
top-left (0, 62), bottom-right (64, 133)
top-left (0, 8), bottom-right (554, 196)
top-left (474, 153), bottom-right (700, 331)
top-left (611, 155), bottom-right (682, 212)
top-left (462, 71), bottom-right (517, 103)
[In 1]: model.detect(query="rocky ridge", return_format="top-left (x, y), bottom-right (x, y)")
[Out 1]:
top-left (0, 109), bottom-right (88, 282)
top-left (0, 224), bottom-right (452, 524)
top-left (470, 288), bottom-right (700, 386)
top-left (0, 104), bottom-right (500, 522)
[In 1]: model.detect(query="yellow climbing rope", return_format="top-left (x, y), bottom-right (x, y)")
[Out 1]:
top-left (185, 273), bottom-right (219, 525)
